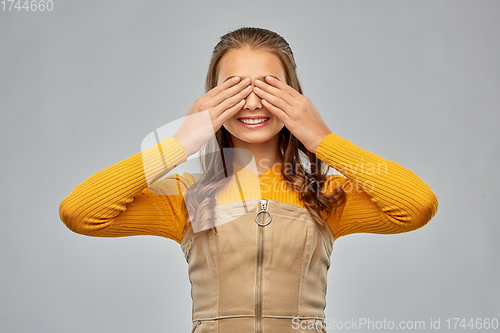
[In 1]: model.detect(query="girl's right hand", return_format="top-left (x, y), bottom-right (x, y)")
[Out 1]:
top-left (173, 76), bottom-right (252, 157)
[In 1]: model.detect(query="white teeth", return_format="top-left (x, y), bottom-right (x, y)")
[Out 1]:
top-left (239, 118), bottom-right (269, 125)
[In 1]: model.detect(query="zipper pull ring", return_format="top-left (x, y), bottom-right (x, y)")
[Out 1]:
top-left (255, 199), bottom-right (272, 226)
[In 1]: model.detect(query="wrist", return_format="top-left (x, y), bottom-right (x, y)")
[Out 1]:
top-left (313, 131), bottom-right (333, 155)
top-left (171, 135), bottom-right (193, 158)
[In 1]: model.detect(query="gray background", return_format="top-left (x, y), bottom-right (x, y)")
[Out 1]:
top-left (1, 0), bottom-right (499, 332)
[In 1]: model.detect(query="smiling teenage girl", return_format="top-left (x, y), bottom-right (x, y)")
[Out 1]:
top-left (59, 27), bottom-right (438, 333)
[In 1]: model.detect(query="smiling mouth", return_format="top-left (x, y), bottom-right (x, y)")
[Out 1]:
top-left (238, 118), bottom-right (270, 125)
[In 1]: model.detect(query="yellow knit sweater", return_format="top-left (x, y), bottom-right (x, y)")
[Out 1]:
top-left (59, 133), bottom-right (439, 244)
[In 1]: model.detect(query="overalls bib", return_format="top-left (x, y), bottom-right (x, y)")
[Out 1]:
top-left (181, 197), bottom-right (334, 333)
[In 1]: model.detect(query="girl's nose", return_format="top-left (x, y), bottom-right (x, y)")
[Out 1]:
top-left (243, 86), bottom-right (262, 111)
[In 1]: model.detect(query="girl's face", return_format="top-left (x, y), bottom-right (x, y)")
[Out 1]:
top-left (217, 48), bottom-right (286, 147)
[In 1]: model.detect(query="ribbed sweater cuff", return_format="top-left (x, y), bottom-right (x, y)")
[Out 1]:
top-left (316, 133), bottom-right (359, 172)
top-left (141, 137), bottom-right (188, 185)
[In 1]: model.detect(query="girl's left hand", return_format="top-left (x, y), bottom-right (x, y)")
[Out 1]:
top-left (253, 76), bottom-right (332, 154)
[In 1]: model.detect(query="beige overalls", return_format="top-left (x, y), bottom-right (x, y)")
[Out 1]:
top-left (181, 197), bottom-right (333, 333)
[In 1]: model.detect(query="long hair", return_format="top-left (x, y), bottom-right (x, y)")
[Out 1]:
top-left (182, 26), bottom-right (345, 237)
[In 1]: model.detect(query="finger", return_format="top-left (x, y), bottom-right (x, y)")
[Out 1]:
top-left (261, 76), bottom-right (304, 104)
top-left (253, 85), bottom-right (292, 114)
top-left (265, 75), bottom-right (303, 98)
top-left (254, 78), bottom-right (297, 107)
top-left (214, 99), bottom-right (246, 127)
top-left (261, 98), bottom-right (289, 123)
top-left (214, 84), bottom-right (252, 119)
top-left (206, 78), bottom-right (251, 109)
top-left (205, 76), bottom-right (241, 99)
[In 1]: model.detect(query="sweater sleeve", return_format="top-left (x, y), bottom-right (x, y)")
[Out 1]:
top-left (58, 137), bottom-right (192, 244)
top-left (315, 133), bottom-right (439, 239)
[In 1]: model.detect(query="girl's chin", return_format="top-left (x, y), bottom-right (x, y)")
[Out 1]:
top-left (232, 133), bottom-right (280, 145)
top-left (223, 121), bottom-right (283, 144)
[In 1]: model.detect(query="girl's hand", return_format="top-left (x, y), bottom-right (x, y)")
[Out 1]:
top-left (173, 77), bottom-right (253, 157)
top-left (253, 76), bottom-right (332, 154)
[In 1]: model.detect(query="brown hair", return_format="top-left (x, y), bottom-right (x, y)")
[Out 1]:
top-left (182, 26), bottom-right (345, 236)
